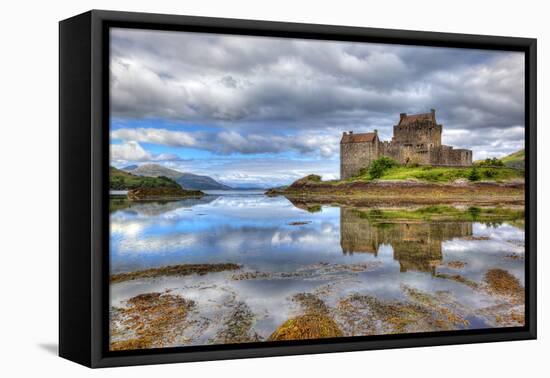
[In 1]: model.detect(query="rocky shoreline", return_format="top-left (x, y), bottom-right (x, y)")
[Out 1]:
top-left (126, 186), bottom-right (204, 201)
top-left (109, 262), bottom-right (525, 350)
top-left (266, 178), bottom-right (525, 206)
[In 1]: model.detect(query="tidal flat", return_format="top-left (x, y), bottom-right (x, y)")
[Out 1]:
top-left (109, 192), bottom-right (525, 350)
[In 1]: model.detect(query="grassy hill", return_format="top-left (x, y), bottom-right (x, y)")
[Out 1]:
top-left (474, 149), bottom-right (525, 170)
top-left (124, 163), bottom-right (232, 190)
top-left (345, 155), bottom-right (523, 183)
top-left (501, 149), bottom-right (525, 169)
top-left (109, 166), bottom-right (180, 190)
top-left (355, 165), bottom-right (523, 183)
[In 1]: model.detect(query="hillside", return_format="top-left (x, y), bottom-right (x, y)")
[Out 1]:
top-left (501, 149), bottom-right (525, 169)
top-left (122, 164), bottom-right (138, 171)
top-left (110, 167), bottom-right (204, 199)
top-left (356, 165), bottom-right (523, 183)
top-left (474, 149), bottom-right (525, 170)
top-left (125, 164), bottom-right (232, 190)
top-left (124, 164), bottom-right (182, 180)
top-left (109, 167), bottom-right (180, 190)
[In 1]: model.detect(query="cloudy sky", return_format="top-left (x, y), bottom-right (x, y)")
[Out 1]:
top-left (110, 28), bottom-right (525, 187)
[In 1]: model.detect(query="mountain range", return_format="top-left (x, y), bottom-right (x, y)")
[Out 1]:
top-left (122, 164), bottom-right (232, 190)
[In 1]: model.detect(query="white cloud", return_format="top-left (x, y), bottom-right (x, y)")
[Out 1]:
top-left (110, 141), bottom-right (151, 161)
top-left (110, 141), bottom-right (178, 164)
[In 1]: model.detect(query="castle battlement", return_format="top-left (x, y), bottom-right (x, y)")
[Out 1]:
top-left (340, 110), bottom-right (472, 179)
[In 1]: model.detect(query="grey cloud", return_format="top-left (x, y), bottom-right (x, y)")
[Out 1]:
top-left (111, 127), bottom-right (341, 158)
top-left (110, 28), bottom-right (525, 156)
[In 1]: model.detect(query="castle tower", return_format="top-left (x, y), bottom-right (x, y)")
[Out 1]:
top-left (340, 130), bottom-right (379, 179)
top-left (393, 109), bottom-right (442, 148)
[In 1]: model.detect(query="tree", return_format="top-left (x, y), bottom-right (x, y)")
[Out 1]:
top-left (367, 156), bottom-right (399, 179)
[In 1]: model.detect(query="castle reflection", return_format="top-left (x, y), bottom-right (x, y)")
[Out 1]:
top-left (339, 208), bottom-right (473, 274)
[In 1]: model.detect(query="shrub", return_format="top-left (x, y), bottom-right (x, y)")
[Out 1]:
top-left (367, 156), bottom-right (399, 179)
top-left (358, 167), bottom-right (369, 176)
top-left (478, 157), bottom-right (504, 167)
top-left (304, 174), bottom-right (322, 182)
top-left (467, 167), bottom-right (481, 181)
top-left (483, 168), bottom-right (497, 178)
top-left (467, 206), bottom-right (481, 219)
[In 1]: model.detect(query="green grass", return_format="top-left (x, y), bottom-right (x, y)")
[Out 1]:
top-left (501, 149), bottom-right (525, 169)
top-left (110, 166), bottom-right (181, 190)
top-left (352, 165), bottom-right (523, 183)
top-left (355, 205), bottom-right (524, 222)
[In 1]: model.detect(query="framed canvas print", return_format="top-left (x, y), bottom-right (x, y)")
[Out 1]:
top-left (59, 10), bottom-right (536, 368)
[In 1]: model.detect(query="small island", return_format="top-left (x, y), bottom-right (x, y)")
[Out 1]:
top-left (110, 166), bottom-right (204, 201)
top-left (267, 112), bottom-right (524, 207)
top-left (267, 156), bottom-right (524, 207)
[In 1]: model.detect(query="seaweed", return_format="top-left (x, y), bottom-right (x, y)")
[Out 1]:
top-left (269, 293), bottom-right (342, 341)
top-left (483, 269), bottom-right (524, 303)
top-left (110, 292), bottom-right (195, 351)
top-left (111, 263), bottom-right (241, 283)
top-left (210, 301), bottom-right (261, 344)
top-left (268, 314), bottom-right (343, 341)
top-left (444, 261), bottom-right (467, 269)
top-left (434, 273), bottom-right (479, 289)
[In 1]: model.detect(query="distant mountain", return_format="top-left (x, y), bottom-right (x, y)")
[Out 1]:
top-left (501, 149), bottom-right (525, 170)
top-left (125, 164), bottom-right (183, 180)
top-left (122, 164), bottom-right (139, 171)
top-left (176, 173), bottom-right (233, 190)
top-left (124, 164), bottom-right (232, 190)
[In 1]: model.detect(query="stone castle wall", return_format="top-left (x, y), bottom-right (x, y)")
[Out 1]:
top-left (340, 139), bottom-right (379, 180)
top-left (429, 145), bottom-right (473, 166)
top-left (393, 122), bottom-right (442, 147)
top-left (340, 141), bottom-right (473, 179)
top-left (379, 142), bottom-right (432, 166)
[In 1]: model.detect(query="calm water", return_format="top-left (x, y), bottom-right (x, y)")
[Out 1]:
top-left (110, 192), bottom-right (525, 347)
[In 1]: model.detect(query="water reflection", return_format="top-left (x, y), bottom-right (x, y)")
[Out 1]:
top-left (110, 195), bottom-right (220, 215)
top-left (340, 208), bottom-right (472, 273)
top-left (109, 193), bottom-right (525, 348)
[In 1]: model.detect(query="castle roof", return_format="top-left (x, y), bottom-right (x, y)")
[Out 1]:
top-left (398, 111), bottom-right (436, 126)
top-left (341, 132), bottom-right (378, 144)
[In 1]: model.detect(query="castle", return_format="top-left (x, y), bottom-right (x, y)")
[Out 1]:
top-left (340, 109), bottom-right (472, 179)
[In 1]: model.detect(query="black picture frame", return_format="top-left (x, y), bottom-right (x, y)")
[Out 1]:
top-left (59, 9), bottom-right (537, 368)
